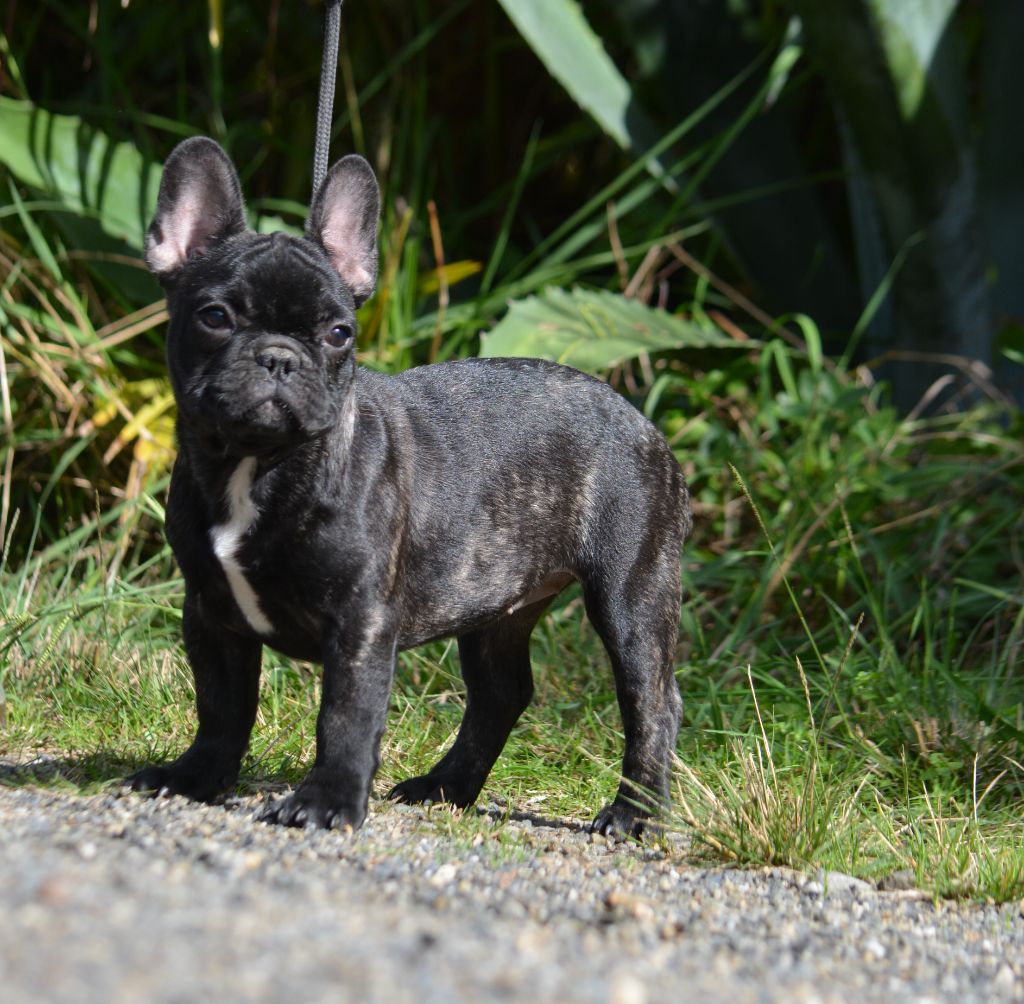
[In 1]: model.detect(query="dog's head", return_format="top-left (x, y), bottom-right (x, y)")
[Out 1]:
top-left (146, 137), bottom-right (379, 457)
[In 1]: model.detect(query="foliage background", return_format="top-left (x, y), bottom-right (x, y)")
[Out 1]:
top-left (1, 0), bottom-right (1022, 895)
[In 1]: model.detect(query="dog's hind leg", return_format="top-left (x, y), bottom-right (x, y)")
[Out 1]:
top-left (582, 543), bottom-right (684, 839)
top-left (388, 598), bottom-right (551, 809)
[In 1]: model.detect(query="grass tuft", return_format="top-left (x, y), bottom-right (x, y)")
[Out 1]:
top-left (672, 663), bottom-right (871, 871)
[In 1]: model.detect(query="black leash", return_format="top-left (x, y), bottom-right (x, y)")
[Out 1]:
top-left (313, 0), bottom-right (344, 196)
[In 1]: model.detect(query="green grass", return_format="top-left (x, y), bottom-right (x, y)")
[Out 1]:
top-left (3, 220), bottom-right (1022, 904)
top-left (2, 195), bottom-right (1023, 898)
top-left (2, 375), bottom-right (1023, 903)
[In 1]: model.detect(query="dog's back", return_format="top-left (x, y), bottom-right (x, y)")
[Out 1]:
top-left (356, 357), bottom-right (691, 650)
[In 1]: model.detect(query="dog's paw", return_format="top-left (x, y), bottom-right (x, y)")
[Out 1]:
top-left (126, 761), bottom-right (230, 803)
top-left (387, 772), bottom-right (479, 808)
top-left (590, 801), bottom-right (648, 841)
top-left (258, 785), bottom-right (365, 831)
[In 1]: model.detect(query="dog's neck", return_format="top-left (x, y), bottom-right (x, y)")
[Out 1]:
top-left (175, 389), bottom-right (359, 524)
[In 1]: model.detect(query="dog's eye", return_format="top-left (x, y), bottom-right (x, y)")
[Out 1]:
top-left (324, 323), bottom-right (352, 348)
top-left (197, 306), bottom-right (231, 330)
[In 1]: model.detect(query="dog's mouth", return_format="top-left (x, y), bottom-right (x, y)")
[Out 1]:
top-left (184, 369), bottom-right (341, 458)
top-left (204, 391), bottom-right (309, 454)
top-left (243, 395), bottom-right (296, 428)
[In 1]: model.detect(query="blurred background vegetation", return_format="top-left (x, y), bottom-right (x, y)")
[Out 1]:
top-left (2, 0), bottom-right (1022, 553)
top-left (1, 0), bottom-right (1023, 885)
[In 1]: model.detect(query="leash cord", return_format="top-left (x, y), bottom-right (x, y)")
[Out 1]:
top-left (313, 0), bottom-right (343, 196)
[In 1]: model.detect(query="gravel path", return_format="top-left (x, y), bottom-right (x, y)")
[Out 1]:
top-left (1, 775), bottom-right (1021, 1004)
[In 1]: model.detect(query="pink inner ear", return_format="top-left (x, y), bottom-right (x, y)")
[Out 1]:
top-left (322, 233), bottom-right (373, 294)
top-left (147, 191), bottom-right (211, 273)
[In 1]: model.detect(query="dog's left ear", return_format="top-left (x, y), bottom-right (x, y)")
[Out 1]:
top-left (306, 155), bottom-right (380, 306)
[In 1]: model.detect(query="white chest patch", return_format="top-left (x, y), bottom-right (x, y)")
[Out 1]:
top-left (209, 457), bottom-right (274, 635)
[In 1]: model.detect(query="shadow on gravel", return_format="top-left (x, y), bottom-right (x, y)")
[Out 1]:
top-left (476, 803), bottom-right (589, 833)
top-left (0, 756), bottom-right (607, 838)
top-left (0, 753), bottom-right (146, 789)
top-left (0, 754), bottom-right (309, 794)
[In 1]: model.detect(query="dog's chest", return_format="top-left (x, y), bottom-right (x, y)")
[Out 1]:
top-left (209, 457), bottom-right (275, 635)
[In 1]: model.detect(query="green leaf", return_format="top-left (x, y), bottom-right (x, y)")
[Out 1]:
top-left (495, 0), bottom-right (668, 182)
top-left (480, 287), bottom-right (744, 373)
top-left (0, 97), bottom-right (160, 249)
top-left (995, 323), bottom-right (1024, 366)
top-left (791, 0), bottom-right (991, 406)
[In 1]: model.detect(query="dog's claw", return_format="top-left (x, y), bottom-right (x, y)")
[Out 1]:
top-left (259, 787), bottom-right (364, 832)
top-left (388, 772), bottom-right (478, 808)
top-left (590, 802), bottom-right (647, 841)
top-left (126, 759), bottom-right (236, 804)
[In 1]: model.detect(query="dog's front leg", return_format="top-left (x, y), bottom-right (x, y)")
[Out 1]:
top-left (130, 590), bottom-right (263, 801)
top-left (260, 619), bottom-right (397, 830)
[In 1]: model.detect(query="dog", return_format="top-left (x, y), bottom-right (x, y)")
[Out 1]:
top-left (128, 136), bottom-right (691, 837)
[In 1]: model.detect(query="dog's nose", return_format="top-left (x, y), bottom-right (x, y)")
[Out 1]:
top-left (255, 342), bottom-right (300, 379)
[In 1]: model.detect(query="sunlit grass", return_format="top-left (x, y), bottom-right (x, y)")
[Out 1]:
top-left (3, 456), bottom-right (1023, 903)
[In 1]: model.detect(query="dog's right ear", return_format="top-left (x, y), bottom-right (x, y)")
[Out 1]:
top-left (145, 137), bottom-right (246, 279)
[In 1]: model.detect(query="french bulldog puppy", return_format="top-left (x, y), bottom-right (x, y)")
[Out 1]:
top-left (129, 136), bottom-right (691, 837)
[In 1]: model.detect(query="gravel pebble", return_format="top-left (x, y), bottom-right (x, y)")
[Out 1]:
top-left (0, 782), bottom-right (1021, 1003)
